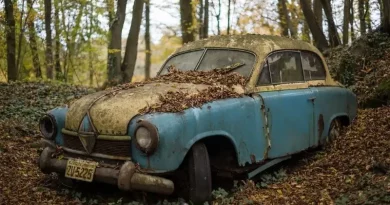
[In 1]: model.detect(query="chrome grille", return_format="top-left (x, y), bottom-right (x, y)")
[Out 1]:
top-left (94, 140), bottom-right (131, 157)
top-left (63, 133), bottom-right (131, 157)
top-left (63, 134), bottom-right (84, 151)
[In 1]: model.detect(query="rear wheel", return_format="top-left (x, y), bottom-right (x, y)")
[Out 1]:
top-left (188, 142), bottom-right (212, 204)
top-left (326, 118), bottom-right (342, 144)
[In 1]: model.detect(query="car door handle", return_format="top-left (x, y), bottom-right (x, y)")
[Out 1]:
top-left (308, 97), bottom-right (316, 101)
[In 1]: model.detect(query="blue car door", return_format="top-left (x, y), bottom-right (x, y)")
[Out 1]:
top-left (256, 51), bottom-right (316, 159)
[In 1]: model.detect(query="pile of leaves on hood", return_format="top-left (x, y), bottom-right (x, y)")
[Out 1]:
top-left (229, 106), bottom-right (390, 205)
top-left (0, 81), bottom-right (94, 137)
top-left (107, 66), bottom-right (247, 113)
top-left (326, 32), bottom-right (390, 107)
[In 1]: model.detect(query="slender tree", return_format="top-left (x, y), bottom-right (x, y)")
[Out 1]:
top-left (121, 0), bottom-right (144, 83)
top-left (199, 0), bottom-right (204, 37)
top-left (358, 0), bottom-right (366, 35)
top-left (227, 0), bottom-right (231, 34)
top-left (180, 0), bottom-right (196, 43)
top-left (383, 0), bottom-right (390, 34)
top-left (44, 0), bottom-right (54, 79)
top-left (343, 0), bottom-right (350, 44)
top-left (27, 0), bottom-right (42, 78)
top-left (320, 0), bottom-right (341, 47)
top-left (203, 0), bottom-right (209, 38)
top-left (350, 0), bottom-right (355, 40)
top-left (4, 0), bottom-right (17, 81)
top-left (300, 0), bottom-right (329, 51)
top-left (54, 0), bottom-right (62, 80)
top-left (278, 0), bottom-right (289, 36)
top-left (365, 0), bottom-right (371, 32)
top-left (145, 0), bottom-right (151, 80)
top-left (107, 0), bottom-right (127, 83)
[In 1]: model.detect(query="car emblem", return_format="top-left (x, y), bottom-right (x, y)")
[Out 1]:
top-left (79, 133), bottom-right (96, 154)
top-left (78, 115), bottom-right (96, 154)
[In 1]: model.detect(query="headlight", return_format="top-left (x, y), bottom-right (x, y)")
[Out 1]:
top-left (135, 121), bottom-right (159, 155)
top-left (39, 114), bottom-right (57, 140)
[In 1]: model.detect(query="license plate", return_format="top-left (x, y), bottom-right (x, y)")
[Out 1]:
top-left (65, 158), bottom-right (98, 182)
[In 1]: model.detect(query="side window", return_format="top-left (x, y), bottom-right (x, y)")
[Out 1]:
top-left (257, 61), bottom-right (271, 85)
top-left (301, 51), bottom-right (326, 80)
top-left (268, 52), bottom-right (304, 84)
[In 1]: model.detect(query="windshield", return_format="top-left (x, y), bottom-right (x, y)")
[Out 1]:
top-left (159, 49), bottom-right (256, 78)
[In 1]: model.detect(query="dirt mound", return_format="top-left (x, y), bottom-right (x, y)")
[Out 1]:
top-left (230, 106), bottom-right (390, 204)
top-left (326, 32), bottom-right (390, 107)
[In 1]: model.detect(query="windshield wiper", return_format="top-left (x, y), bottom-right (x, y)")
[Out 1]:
top-left (216, 62), bottom-right (245, 73)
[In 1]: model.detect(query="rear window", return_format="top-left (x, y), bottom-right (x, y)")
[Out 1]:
top-left (301, 51), bottom-right (326, 80)
top-left (268, 52), bottom-right (304, 84)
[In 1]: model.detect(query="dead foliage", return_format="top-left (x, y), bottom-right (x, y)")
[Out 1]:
top-left (107, 67), bottom-right (247, 113)
top-left (231, 106), bottom-right (390, 205)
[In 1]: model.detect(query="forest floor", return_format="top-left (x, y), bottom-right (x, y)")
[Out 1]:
top-left (0, 81), bottom-right (389, 205)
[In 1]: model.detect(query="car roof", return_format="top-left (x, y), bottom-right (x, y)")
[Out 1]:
top-left (175, 34), bottom-right (323, 61)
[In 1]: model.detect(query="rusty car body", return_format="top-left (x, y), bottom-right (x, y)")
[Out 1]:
top-left (37, 35), bottom-right (357, 203)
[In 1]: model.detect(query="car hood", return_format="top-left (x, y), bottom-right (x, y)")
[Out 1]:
top-left (64, 82), bottom-right (211, 135)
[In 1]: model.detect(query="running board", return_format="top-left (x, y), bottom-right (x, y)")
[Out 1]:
top-left (247, 156), bottom-right (291, 179)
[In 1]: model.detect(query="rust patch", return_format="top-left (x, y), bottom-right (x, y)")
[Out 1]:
top-left (250, 154), bottom-right (256, 163)
top-left (318, 114), bottom-right (324, 139)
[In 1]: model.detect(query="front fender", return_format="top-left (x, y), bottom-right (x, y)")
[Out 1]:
top-left (128, 96), bottom-right (265, 173)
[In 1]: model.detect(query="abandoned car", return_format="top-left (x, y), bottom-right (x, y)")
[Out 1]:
top-left (37, 35), bottom-right (357, 203)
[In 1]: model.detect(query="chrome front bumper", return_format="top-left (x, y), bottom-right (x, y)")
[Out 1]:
top-left (38, 147), bottom-right (174, 195)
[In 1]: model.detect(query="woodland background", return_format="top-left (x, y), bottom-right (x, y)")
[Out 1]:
top-left (1, 0), bottom-right (389, 87)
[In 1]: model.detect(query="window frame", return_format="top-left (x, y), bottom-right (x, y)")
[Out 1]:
top-left (157, 48), bottom-right (258, 80)
top-left (300, 50), bottom-right (327, 81)
top-left (256, 49), bottom-right (327, 86)
top-left (258, 50), bottom-right (306, 85)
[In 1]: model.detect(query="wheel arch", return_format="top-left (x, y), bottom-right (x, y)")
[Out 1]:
top-left (182, 131), bottom-right (240, 167)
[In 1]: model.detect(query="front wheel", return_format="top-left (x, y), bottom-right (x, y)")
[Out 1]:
top-left (188, 142), bottom-right (212, 204)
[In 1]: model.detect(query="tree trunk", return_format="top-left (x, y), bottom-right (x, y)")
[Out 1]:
top-left (313, 0), bottom-right (323, 30)
top-left (320, 0), bottom-right (341, 47)
top-left (107, 0), bottom-right (127, 84)
top-left (227, 0), bottom-right (231, 34)
top-left (16, 0), bottom-right (25, 75)
top-left (88, 2), bottom-right (94, 86)
top-left (350, 0), bottom-right (355, 40)
top-left (121, 0), bottom-right (144, 83)
top-left (44, 0), bottom-right (54, 79)
top-left (26, 0), bottom-right (42, 78)
top-left (4, 0), bottom-right (17, 81)
top-left (145, 0), bottom-right (151, 80)
top-left (383, 0), bottom-right (390, 34)
top-left (199, 0), bottom-right (204, 38)
top-left (342, 0), bottom-right (350, 44)
top-left (216, 0), bottom-right (221, 35)
top-left (365, 0), bottom-right (371, 32)
top-left (180, 0), bottom-right (196, 43)
top-left (302, 0), bottom-right (311, 42)
top-left (278, 0), bottom-right (289, 36)
top-left (203, 0), bottom-right (209, 38)
top-left (282, 0), bottom-right (296, 37)
top-left (358, 0), bottom-right (366, 35)
top-left (54, 0), bottom-right (62, 80)
top-left (300, 0), bottom-right (329, 51)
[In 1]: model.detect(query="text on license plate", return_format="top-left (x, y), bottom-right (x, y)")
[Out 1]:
top-left (65, 158), bottom-right (98, 182)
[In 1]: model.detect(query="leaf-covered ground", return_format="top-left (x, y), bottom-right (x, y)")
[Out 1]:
top-left (0, 82), bottom-right (389, 205)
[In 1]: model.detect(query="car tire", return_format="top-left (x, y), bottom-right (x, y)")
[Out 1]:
top-left (327, 118), bottom-right (342, 144)
top-left (188, 142), bottom-right (212, 204)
